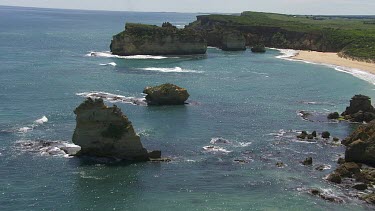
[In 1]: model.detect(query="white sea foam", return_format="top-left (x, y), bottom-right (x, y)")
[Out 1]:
top-left (86, 51), bottom-right (178, 60)
top-left (138, 67), bottom-right (203, 73)
top-left (15, 140), bottom-right (81, 157)
top-left (275, 48), bottom-right (375, 85)
top-left (203, 145), bottom-right (231, 153)
top-left (35, 116), bottom-right (48, 124)
top-left (18, 127), bottom-right (32, 133)
top-left (99, 62), bottom-right (117, 66)
top-left (76, 91), bottom-right (146, 106)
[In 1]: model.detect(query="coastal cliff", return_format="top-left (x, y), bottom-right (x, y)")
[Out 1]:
top-left (186, 12), bottom-right (375, 62)
top-left (110, 22), bottom-right (207, 56)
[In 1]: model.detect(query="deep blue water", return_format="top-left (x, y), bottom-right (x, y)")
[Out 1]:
top-left (0, 6), bottom-right (374, 210)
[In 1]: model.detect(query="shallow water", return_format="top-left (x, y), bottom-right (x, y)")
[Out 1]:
top-left (0, 6), bottom-right (374, 210)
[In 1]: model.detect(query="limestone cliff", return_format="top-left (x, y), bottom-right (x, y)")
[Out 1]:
top-left (221, 31), bottom-right (246, 51)
top-left (110, 23), bottom-right (207, 56)
top-left (72, 98), bottom-right (150, 161)
top-left (187, 15), bottom-right (330, 52)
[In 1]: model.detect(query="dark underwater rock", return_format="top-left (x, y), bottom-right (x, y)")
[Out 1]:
top-left (321, 131), bottom-right (330, 139)
top-left (327, 112), bottom-right (340, 119)
top-left (302, 157), bottom-right (313, 166)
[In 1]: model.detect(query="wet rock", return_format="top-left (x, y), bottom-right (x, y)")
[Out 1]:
top-left (352, 183), bottom-right (368, 191)
top-left (342, 95), bottom-right (374, 116)
top-left (143, 83), bottom-right (190, 105)
top-left (302, 157), bottom-right (313, 166)
top-left (148, 150), bottom-right (162, 159)
top-left (327, 173), bottom-right (342, 184)
top-left (307, 134), bottom-right (314, 140)
top-left (321, 131), bottom-right (330, 139)
top-left (360, 193), bottom-right (375, 205)
top-left (309, 188), bottom-right (343, 203)
top-left (297, 131), bottom-right (308, 139)
top-left (315, 165), bottom-right (326, 171)
top-left (343, 121), bottom-right (375, 166)
top-left (333, 137), bottom-right (340, 142)
top-left (335, 162), bottom-right (361, 177)
top-left (341, 95), bottom-right (375, 122)
top-left (311, 131), bottom-right (317, 137)
top-left (72, 98), bottom-right (151, 161)
top-left (276, 162), bottom-right (285, 168)
top-left (337, 158), bottom-right (346, 164)
top-left (327, 112), bottom-right (340, 119)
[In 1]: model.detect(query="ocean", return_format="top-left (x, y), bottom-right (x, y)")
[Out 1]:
top-left (0, 6), bottom-right (374, 210)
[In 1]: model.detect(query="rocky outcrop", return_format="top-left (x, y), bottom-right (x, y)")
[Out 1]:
top-left (221, 31), bottom-right (246, 51)
top-left (251, 44), bottom-right (266, 53)
top-left (110, 23), bottom-right (207, 56)
top-left (342, 95), bottom-right (375, 122)
top-left (72, 98), bottom-right (156, 161)
top-left (341, 121), bottom-right (375, 166)
top-left (143, 83), bottom-right (190, 105)
top-left (327, 95), bottom-right (375, 122)
top-left (327, 120), bottom-right (375, 204)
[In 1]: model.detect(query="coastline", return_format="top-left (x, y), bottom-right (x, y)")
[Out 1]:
top-left (276, 49), bottom-right (375, 85)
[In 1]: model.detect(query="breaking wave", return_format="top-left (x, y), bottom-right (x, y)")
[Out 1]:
top-left (275, 49), bottom-right (375, 85)
top-left (86, 51), bottom-right (178, 60)
top-left (76, 91), bottom-right (147, 106)
top-left (137, 67), bottom-right (203, 73)
top-left (15, 140), bottom-right (81, 158)
top-left (99, 62), bottom-right (117, 66)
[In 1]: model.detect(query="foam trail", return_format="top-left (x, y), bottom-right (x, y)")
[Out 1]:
top-left (99, 62), bottom-right (117, 66)
top-left (274, 48), bottom-right (375, 85)
top-left (76, 91), bottom-right (147, 106)
top-left (138, 67), bottom-right (203, 73)
top-left (35, 116), bottom-right (48, 124)
top-left (86, 51), bottom-right (178, 60)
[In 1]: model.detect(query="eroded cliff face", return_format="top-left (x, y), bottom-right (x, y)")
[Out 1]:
top-left (110, 23), bottom-right (207, 56)
top-left (72, 98), bottom-right (149, 161)
top-left (187, 16), bottom-right (339, 52)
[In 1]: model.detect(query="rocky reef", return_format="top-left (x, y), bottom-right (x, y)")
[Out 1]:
top-left (110, 22), bottom-right (207, 56)
top-left (72, 98), bottom-right (160, 161)
top-left (143, 83), bottom-right (190, 105)
top-left (327, 120), bottom-right (375, 204)
top-left (328, 95), bottom-right (375, 122)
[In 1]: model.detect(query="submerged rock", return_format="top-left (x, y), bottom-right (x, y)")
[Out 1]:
top-left (327, 112), bottom-right (340, 119)
top-left (297, 131), bottom-right (308, 139)
top-left (302, 157), bottom-right (313, 166)
top-left (72, 98), bottom-right (155, 161)
top-left (143, 83), bottom-right (190, 105)
top-left (321, 131), bottom-right (330, 139)
top-left (110, 23), bottom-right (207, 56)
top-left (309, 188), bottom-right (344, 203)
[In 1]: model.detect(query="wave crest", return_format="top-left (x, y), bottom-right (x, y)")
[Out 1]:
top-left (138, 67), bottom-right (203, 73)
top-left (86, 51), bottom-right (178, 60)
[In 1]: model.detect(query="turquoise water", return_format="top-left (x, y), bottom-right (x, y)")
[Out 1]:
top-left (0, 6), bottom-right (374, 210)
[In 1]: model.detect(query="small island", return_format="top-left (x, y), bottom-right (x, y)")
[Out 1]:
top-left (110, 22), bottom-right (207, 56)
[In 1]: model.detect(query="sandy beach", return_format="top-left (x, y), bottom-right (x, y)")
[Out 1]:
top-left (291, 51), bottom-right (375, 74)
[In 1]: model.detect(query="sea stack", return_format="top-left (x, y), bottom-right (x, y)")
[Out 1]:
top-left (143, 83), bottom-right (190, 105)
top-left (110, 22), bottom-right (207, 56)
top-left (72, 98), bottom-right (155, 161)
top-left (341, 95), bottom-right (375, 122)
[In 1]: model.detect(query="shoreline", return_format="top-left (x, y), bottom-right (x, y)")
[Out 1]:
top-left (276, 49), bottom-right (375, 85)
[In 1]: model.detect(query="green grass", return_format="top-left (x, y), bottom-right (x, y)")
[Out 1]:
top-left (193, 11), bottom-right (375, 62)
